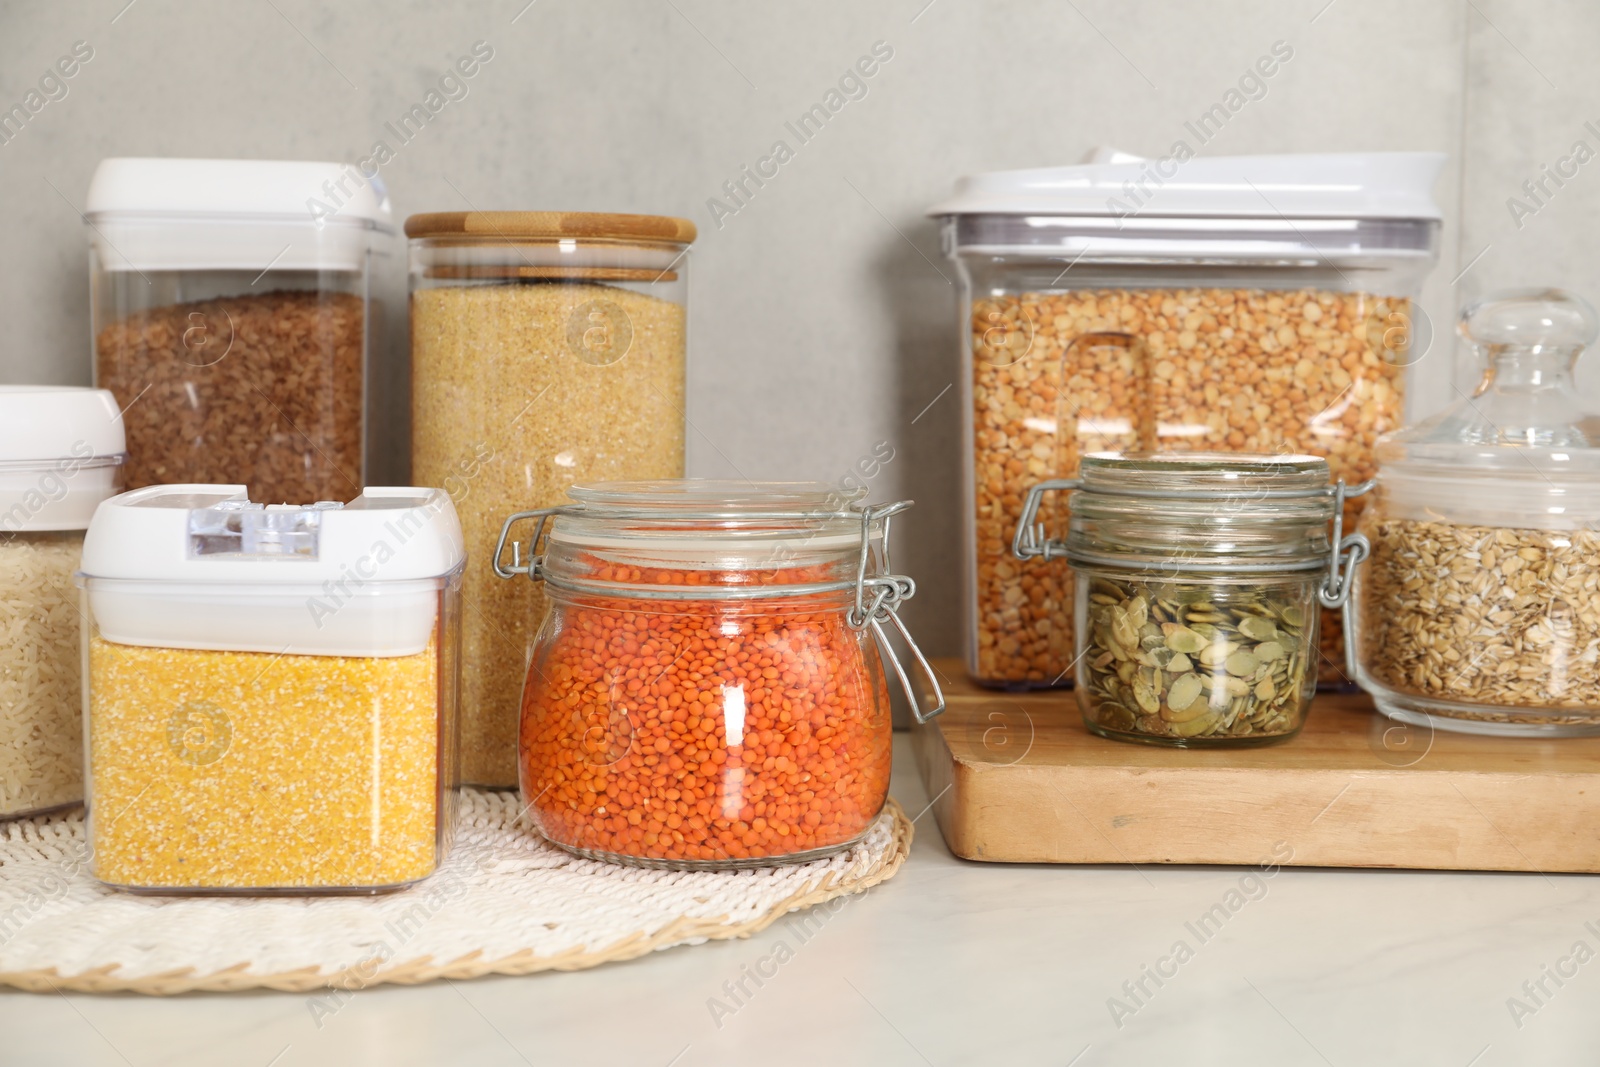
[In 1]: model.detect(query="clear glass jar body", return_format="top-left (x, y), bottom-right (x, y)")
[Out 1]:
top-left (521, 585), bottom-right (892, 869)
top-left (0, 530), bottom-right (89, 819)
top-left (509, 481), bottom-right (909, 870)
top-left (1076, 570), bottom-right (1320, 745)
top-left (1054, 452), bottom-right (1340, 747)
top-left (90, 248), bottom-right (379, 505)
top-left (82, 577), bottom-right (461, 894)
top-left (410, 224), bottom-right (691, 787)
top-left (1351, 490), bottom-right (1600, 736)
top-left (948, 215), bottom-right (1438, 690)
top-left (1351, 289), bottom-right (1600, 736)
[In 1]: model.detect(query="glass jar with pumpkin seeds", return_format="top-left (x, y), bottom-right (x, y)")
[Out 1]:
top-left (1014, 453), bottom-right (1370, 747)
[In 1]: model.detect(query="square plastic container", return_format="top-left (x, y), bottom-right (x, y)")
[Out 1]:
top-left (86, 158), bottom-right (393, 504)
top-left (79, 485), bottom-right (463, 894)
top-left (0, 387), bottom-right (125, 820)
top-left (931, 150), bottom-right (1444, 689)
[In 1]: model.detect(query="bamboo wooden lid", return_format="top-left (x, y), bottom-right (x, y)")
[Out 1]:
top-left (404, 211), bottom-right (697, 244)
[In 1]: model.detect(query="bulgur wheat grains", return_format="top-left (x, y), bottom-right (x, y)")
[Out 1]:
top-left (412, 282), bottom-right (685, 787)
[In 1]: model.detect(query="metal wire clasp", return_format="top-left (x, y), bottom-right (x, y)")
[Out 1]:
top-left (1318, 479), bottom-right (1374, 609)
top-left (846, 502), bottom-right (945, 724)
top-left (1012, 479), bottom-right (1080, 561)
top-left (492, 499), bottom-right (946, 724)
top-left (493, 507), bottom-right (566, 581)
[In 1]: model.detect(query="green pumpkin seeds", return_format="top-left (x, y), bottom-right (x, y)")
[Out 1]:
top-left (1162, 624), bottom-right (1206, 654)
top-left (1132, 672), bottom-right (1161, 714)
top-left (1083, 576), bottom-right (1314, 743)
top-left (1224, 651), bottom-right (1260, 676)
top-left (1169, 709), bottom-right (1224, 737)
top-left (1100, 704), bottom-right (1136, 731)
top-left (1238, 615), bottom-right (1278, 642)
top-left (1166, 672), bottom-right (1203, 711)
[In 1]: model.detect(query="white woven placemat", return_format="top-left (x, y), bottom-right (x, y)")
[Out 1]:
top-left (0, 788), bottom-right (911, 995)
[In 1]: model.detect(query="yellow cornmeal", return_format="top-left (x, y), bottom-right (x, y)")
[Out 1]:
top-left (88, 634), bottom-right (441, 890)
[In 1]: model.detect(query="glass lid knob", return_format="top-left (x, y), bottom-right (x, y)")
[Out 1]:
top-left (1459, 287), bottom-right (1598, 352)
top-left (1381, 288), bottom-right (1600, 455)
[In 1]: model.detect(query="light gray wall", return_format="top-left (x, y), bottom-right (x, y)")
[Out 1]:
top-left (0, 0), bottom-right (1588, 655)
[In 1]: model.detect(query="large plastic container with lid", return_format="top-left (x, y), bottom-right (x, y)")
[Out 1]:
top-left (1350, 289), bottom-right (1600, 736)
top-left (931, 150), bottom-right (1443, 690)
top-left (79, 485), bottom-right (463, 893)
top-left (407, 211), bottom-right (694, 788)
top-left (0, 387), bottom-right (125, 819)
top-left (494, 480), bottom-right (943, 869)
top-left (86, 158), bottom-right (393, 504)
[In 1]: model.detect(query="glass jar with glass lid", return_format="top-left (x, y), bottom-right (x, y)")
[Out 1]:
top-left (1350, 289), bottom-right (1600, 736)
top-left (494, 480), bottom-right (943, 869)
top-left (1014, 453), bottom-right (1368, 746)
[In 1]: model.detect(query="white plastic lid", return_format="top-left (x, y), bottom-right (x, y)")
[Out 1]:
top-left (85, 158), bottom-right (393, 273)
top-left (80, 486), bottom-right (464, 657)
top-left (929, 149), bottom-right (1445, 219)
top-left (0, 387), bottom-right (126, 533)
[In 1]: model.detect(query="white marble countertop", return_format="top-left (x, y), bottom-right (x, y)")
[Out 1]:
top-left (3, 734), bottom-right (1596, 1066)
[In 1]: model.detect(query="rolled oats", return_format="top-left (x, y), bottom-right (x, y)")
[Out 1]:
top-left (1359, 518), bottom-right (1600, 722)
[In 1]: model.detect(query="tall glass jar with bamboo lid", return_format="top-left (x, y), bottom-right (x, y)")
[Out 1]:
top-left (408, 211), bottom-right (694, 786)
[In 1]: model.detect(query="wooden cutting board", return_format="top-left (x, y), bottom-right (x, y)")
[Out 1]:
top-left (910, 660), bottom-right (1600, 872)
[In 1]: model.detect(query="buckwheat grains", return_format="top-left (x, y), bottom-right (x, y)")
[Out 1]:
top-left (95, 290), bottom-right (365, 504)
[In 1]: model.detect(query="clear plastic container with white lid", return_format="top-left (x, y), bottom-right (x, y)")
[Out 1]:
top-left (86, 157), bottom-right (393, 505)
top-left (0, 386), bottom-right (125, 819)
top-left (1350, 289), bottom-right (1600, 735)
top-left (932, 150), bottom-right (1444, 691)
top-left (79, 485), bottom-right (464, 893)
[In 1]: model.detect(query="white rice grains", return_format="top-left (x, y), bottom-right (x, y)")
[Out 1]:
top-left (0, 531), bottom-right (85, 817)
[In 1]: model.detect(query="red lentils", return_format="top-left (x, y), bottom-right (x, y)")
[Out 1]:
top-left (519, 560), bottom-right (892, 868)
